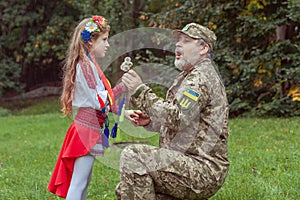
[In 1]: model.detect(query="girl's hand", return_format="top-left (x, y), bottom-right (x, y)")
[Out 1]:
top-left (124, 110), bottom-right (151, 126)
top-left (124, 110), bottom-right (139, 121)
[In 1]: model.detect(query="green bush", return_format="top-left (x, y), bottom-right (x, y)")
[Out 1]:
top-left (143, 0), bottom-right (300, 117)
top-left (0, 58), bottom-right (23, 97)
top-left (0, 107), bottom-right (11, 117)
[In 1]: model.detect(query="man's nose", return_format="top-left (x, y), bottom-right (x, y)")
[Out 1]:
top-left (176, 41), bottom-right (182, 47)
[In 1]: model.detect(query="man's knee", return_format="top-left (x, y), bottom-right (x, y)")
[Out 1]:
top-left (120, 144), bottom-right (139, 160)
top-left (120, 144), bottom-right (158, 161)
top-left (120, 144), bottom-right (147, 175)
top-left (120, 144), bottom-right (156, 175)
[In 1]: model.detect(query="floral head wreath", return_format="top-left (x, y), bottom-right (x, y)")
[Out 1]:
top-left (81, 16), bottom-right (109, 42)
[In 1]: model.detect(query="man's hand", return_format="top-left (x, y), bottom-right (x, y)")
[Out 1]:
top-left (125, 110), bottom-right (151, 126)
top-left (121, 70), bottom-right (143, 94)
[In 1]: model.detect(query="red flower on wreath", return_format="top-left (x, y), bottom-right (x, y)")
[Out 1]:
top-left (92, 15), bottom-right (109, 30)
top-left (93, 16), bottom-right (103, 24)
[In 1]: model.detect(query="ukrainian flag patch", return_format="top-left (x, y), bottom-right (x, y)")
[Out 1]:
top-left (179, 89), bottom-right (200, 110)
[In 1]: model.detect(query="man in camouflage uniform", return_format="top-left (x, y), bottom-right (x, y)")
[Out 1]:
top-left (117, 23), bottom-right (230, 200)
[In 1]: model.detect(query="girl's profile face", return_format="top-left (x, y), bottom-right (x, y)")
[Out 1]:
top-left (91, 31), bottom-right (110, 58)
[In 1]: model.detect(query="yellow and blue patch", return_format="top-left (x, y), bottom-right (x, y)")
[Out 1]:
top-left (179, 88), bottom-right (200, 110)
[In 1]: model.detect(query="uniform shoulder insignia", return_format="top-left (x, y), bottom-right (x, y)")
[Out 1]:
top-left (179, 88), bottom-right (200, 110)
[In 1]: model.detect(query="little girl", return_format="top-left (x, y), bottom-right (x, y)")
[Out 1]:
top-left (47, 15), bottom-right (136, 199)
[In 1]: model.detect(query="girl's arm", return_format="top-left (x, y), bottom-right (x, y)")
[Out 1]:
top-left (112, 82), bottom-right (127, 99)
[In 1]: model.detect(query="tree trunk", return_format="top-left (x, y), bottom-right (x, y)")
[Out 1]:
top-left (276, 25), bottom-right (287, 41)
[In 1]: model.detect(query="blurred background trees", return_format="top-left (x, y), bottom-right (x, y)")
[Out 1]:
top-left (0, 0), bottom-right (299, 117)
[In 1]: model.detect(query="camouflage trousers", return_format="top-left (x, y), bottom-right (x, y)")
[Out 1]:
top-left (115, 144), bottom-right (220, 200)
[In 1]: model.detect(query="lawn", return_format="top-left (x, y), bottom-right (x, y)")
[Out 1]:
top-left (0, 97), bottom-right (299, 200)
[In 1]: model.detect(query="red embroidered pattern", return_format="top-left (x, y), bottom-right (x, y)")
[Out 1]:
top-left (74, 107), bottom-right (107, 131)
top-left (74, 107), bottom-right (107, 156)
top-left (113, 82), bottom-right (127, 99)
top-left (80, 61), bottom-right (97, 89)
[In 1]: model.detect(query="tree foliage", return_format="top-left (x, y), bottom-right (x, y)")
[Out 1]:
top-left (0, 0), bottom-right (299, 116)
top-left (0, 0), bottom-right (148, 96)
top-left (142, 0), bottom-right (300, 117)
top-left (0, 0), bottom-right (81, 96)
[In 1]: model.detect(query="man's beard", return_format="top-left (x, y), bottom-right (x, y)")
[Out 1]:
top-left (174, 59), bottom-right (189, 71)
top-left (175, 52), bottom-right (203, 71)
top-left (175, 57), bottom-right (196, 71)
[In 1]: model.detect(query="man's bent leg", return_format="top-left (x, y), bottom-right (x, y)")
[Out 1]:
top-left (116, 144), bottom-right (217, 200)
top-left (117, 144), bottom-right (157, 200)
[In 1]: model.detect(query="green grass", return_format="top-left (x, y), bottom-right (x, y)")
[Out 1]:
top-left (212, 118), bottom-right (300, 200)
top-left (0, 97), bottom-right (299, 199)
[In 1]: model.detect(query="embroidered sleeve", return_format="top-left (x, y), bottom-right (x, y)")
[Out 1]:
top-left (113, 82), bottom-right (127, 98)
top-left (80, 61), bottom-right (97, 89)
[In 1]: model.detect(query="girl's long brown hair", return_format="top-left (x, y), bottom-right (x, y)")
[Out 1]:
top-left (60, 18), bottom-right (109, 117)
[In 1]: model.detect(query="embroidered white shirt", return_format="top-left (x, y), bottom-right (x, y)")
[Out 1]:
top-left (72, 60), bottom-right (108, 110)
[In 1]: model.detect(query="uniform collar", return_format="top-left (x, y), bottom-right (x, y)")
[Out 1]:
top-left (180, 57), bottom-right (212, 76)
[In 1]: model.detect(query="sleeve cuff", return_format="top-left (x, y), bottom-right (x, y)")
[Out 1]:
top-left (132, 84), bottom-right (147, 98)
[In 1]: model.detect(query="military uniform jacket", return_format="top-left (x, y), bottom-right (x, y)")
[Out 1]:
top-left (131, 58), bottom-right (229, 184)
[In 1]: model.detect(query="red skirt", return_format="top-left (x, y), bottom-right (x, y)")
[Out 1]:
top-left (48, 108), bottom-right (107, 198)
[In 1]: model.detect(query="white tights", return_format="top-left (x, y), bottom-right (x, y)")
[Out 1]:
top-left (66, 155), bottom-right (95, 200)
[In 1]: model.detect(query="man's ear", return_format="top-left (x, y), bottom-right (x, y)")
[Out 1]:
top-left (199, 44), bottom-right (209, 56)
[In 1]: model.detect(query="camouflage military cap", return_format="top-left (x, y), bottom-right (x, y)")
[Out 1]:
top-left (173, 23), bottom-right (217, 50)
